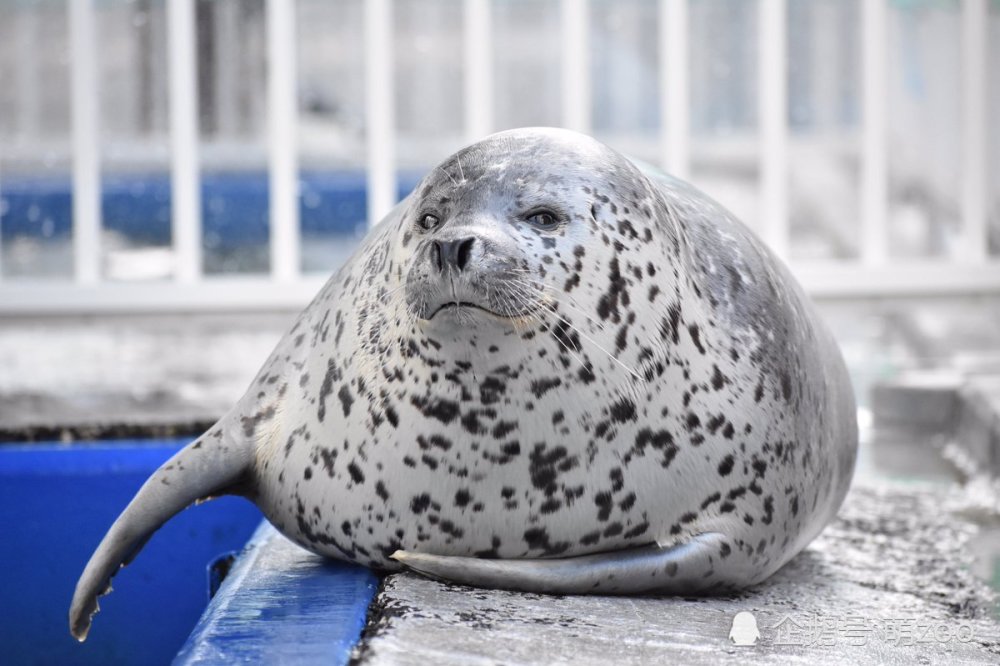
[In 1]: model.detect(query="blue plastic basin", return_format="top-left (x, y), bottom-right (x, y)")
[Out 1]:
top-left (0, 439), bottom-right (263, 666)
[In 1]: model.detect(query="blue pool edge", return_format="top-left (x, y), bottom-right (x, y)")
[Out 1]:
top-left (173, 522), bottom-right (380, 665)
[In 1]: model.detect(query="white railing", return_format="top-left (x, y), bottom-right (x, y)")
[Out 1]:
top-left (365, 0), bottom-right (397, 230)
top-left (961, 0), bottom-right (988, 263)
top-left (168, 0), bottom-right (201, 284)
top-left (267, 0), bottom-right (301, 282)
top-left (861, 0), bottom-right (888, 266)
top-left (69, 0), bottom-right (100, 285)
top-left (0, 0), bottom-right (997, 314)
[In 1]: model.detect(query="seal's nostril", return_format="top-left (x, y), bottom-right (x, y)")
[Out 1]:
top-left (456, 238), bottom-right (475, 270)
top-left (434, 237), bottom-right (476, 273)
top-left (431, 241), bottom-right (443, 271)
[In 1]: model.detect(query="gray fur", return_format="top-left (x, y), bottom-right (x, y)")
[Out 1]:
top-left (70, 128), bottom-right (857, 640)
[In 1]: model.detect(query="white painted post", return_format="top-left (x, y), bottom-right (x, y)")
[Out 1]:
top-left (560, 0), bottom-right (590, 133)
top-left (464, 0), bottom-right (493, 142)
top-left (659, 0), bottom-right (689, 179)
top-left (69, 0), bottom-right (101, 284)
top-left (167, 0), bottom-right (201, 283)
top-left (961, 0), bottom-right (987, 262)
top-left (267, 0), bottom-right (300, 281)
top-left (758, 0), bottom-right (789, 259)
top-left (364, 0), bottom-right (396, 228)
top-left (861, 0), bottom-right (888, 264)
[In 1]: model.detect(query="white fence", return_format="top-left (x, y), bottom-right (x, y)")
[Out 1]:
top-left (0, 0), bottom-right (997, 313)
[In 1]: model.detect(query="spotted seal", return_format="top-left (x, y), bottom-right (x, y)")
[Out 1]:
top-left (70, 127), bottom-right (857, 640)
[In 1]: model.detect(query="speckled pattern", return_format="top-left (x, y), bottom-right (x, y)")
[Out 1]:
top-left (71, 128), bottom-right (857, 638)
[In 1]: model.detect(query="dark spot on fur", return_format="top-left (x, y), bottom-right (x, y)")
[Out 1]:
top-left (347, 462), bottom-right (365, 484)
top-left (594, 492), bottom-right (614, 521)
top-left (700, 492), bottom-right (721, 510)
top-left (410, 395), bottom-right (460, 424)
top-left (530, 377), bottom-right (562, 399)
top-left (688, 324), bottom-right (706, 354)
top-left (410, 494), bottom-right (431, 514)
top-left (710, 365), bottom-right (728, 390)
top-left (624, 522), bottom-right (649, 538)
top-left (609, 398), bottom-right (637, 423)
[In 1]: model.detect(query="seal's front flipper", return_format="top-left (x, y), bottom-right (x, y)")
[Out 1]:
top-left (68, 429), bottom-right (253, 642)
top-left (391, 532), bottom-right (746, 595)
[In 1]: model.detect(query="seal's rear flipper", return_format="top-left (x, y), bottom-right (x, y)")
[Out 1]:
top-left (391, 532), bottom-right (745, 595)
top-left (68, 430), bottom-right (252, 642)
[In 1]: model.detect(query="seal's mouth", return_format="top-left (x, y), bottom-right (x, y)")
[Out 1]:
top-left (409, 274), bottom-right (544, 323)
top-left (427, 301), bottom-right (511, 320)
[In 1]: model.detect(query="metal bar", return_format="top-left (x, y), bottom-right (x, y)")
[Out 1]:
top-left (789, 261), bottom-right (1000, 298)
top-left (560, 0), bottom-right (590, 133)
top-left (758, 0), bottom-right (789, 259)
top-left (267, 0), bottom-right (300, 281)
top-left (69, 0), bottom-right (101, 284)
top-left (364, 0), bottom-right (396, 227)
top-left (659, 0), bottom-right (689, 179)
top-left (861, 0), bottom-right (888, 264)
top-left (463, 0), bottom-right (493, 142)
top-left (961, 0), bottom-right (987, 262)
top-left (0, 278), bottom-right (327, 315)
top-left (168, 0), bottom-right (202, 283)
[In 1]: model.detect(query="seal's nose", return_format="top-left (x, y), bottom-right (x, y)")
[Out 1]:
top-left (433, 237), bottom-right (476, 273)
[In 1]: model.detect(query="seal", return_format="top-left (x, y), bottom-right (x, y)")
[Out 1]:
top-left (70, 127), bottom-right (857, 640)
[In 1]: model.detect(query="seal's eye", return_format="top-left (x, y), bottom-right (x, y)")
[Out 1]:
top-left (417, 213), bottom-right (440, 231)
top-left (526, 210), bottom-right (559, 229)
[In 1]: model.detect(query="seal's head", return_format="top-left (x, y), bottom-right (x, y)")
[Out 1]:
top-left (398, 127), bottom-right (679, 337)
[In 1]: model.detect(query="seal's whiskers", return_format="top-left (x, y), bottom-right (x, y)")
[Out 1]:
top-left (508, 278), bottom-right (642, 383)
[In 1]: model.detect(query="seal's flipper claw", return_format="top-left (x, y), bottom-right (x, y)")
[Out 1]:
top-left (392, 532), bottom-right (747, 595)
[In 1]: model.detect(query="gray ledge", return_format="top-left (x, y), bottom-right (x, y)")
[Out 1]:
top-left (354, 484), bottom-right (1000, 665)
